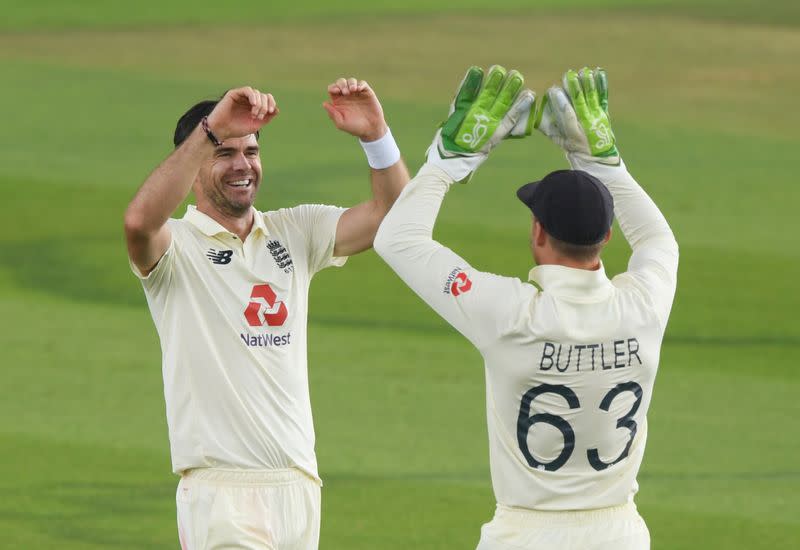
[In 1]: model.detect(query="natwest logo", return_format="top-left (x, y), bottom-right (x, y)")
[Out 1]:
top-left (244, 284), bottom-right (288, 327)
top-left (451, 272), bottom-right (472, 296)
top-left (443, 268), bottom-right (473, 297)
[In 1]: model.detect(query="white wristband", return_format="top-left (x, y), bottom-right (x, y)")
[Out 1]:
top-left (360, 128), bottom-right (401, 169)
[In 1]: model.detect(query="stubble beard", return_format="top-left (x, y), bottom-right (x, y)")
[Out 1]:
top-left (214, 192), bottom-right (252, 218)
top-left (206, 180), bottom-right (257, 219)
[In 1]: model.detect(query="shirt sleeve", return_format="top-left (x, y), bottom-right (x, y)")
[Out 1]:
top-left (280, 204), bottom-right (348, 277)
top-left (374, 164), bottom-right (533, 350)
top-left (128, 219), bottom-right (178, 293)
top-left (569, 154), bottom-right (679, 330)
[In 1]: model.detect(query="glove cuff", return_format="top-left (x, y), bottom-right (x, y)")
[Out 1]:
top-left (425, 138), bottom-right (486, 183)
top-left (567, 152), bottom-right (628, 178)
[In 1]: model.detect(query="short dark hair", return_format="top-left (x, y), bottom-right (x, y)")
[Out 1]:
top-left (549, 234), bottom-right (606, 263)
top-left (173, 100), bottom-right (217, 147)
top-left (173, 95), bottom-right (260, 148)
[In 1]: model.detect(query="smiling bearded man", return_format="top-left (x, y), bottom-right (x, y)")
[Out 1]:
top-left (124, 79), bottom-right (409, 550)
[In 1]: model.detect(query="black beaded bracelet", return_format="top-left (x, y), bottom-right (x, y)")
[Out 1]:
top-left (201, 116), bottom-right (223, 147)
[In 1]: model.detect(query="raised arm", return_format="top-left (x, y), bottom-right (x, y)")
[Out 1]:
top-left (536, 67), bottom-right (679, 326)
top-left (321, 77), bottom-right (410, 257)
top-left (374, 66), bottom-right (536, 348)
top-left (124, 87), bottom-right (278, 274)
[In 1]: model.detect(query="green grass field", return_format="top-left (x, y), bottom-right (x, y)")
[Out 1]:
top-left (1, 1), bottom-right (798, 548)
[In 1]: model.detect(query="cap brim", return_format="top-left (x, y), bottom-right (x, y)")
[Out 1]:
top-left (516, 181), bottom-right (540, 209)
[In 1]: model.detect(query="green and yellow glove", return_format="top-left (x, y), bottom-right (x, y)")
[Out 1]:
top-left (427, 65), bottom-right (536, 182)
top-left (535, 67), bottom-right (620, 165)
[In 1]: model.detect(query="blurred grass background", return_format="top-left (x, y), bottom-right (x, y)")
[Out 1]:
top-left (0, 1), bottom-right (798, 548)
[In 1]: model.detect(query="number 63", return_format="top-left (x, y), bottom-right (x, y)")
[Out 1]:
top-left (517, 382), bottom-right (643, 472)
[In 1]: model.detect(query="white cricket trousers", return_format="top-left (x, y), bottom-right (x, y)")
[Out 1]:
top-left (476, 502), bottom-right (650, 550)
top-left (176, 468), bottom-right (321, 550)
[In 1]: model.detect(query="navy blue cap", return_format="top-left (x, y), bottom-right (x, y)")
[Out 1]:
top-left (517, 170), bottom-right (614, 246)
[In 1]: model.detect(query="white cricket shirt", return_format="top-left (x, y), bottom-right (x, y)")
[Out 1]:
top-left (375, 158), bottom-right (678, 511)
top-left (131, 204), bottom-right (346, 480)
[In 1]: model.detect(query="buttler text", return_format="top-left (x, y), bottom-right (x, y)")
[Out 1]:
top-left (539, 338), bottom-right (642, 372)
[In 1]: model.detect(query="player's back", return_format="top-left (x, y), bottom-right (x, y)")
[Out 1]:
top-left (482, 263), bottom-right (666, 511)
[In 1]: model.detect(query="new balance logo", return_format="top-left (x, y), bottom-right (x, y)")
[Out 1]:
top-left (267, 240), bottom-right (293, 272)
top-left (206, 249), bottom-right (233, 265)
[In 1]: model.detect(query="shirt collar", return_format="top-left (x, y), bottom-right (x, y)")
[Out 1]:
top-left (183, 205), bottom-right (269, 237)
top-left (528, 262), bottom-right (613, 301)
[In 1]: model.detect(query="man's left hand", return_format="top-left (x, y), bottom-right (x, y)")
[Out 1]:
top-left (323, 78), bottom-right (388, 142)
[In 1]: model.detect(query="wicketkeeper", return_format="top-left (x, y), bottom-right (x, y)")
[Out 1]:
top-left (374, 65), bottom-right (678, 549)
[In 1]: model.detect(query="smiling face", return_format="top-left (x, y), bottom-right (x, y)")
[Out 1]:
top-left (195, 134), bottom-right (262, 218)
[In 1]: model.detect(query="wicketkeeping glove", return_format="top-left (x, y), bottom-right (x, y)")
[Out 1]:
top-left (427, 65), bottom-right (536, 182)
top-left (535, 67), bottom-right (620, 165)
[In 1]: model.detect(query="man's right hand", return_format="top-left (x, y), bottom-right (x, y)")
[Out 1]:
top-left (535, 67), bottom-right (620, 165)
top-left (426, 65), bottom-right (535, 183)
top-left (206, 87), bottom-right (279, 142)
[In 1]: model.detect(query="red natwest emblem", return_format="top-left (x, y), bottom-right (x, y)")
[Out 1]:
top-left (450, 272), bottom-right (472, 296)
top-left (244, 284), bottom-right (288, 327)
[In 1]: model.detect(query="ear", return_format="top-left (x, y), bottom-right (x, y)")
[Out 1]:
top-left (602, 227), bottom-right (612, 245)
top-left (534, 220), bottom-right (548, 247)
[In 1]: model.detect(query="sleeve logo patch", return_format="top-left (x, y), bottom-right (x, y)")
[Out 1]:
top-left (443, 268), bottom-right (472, 297)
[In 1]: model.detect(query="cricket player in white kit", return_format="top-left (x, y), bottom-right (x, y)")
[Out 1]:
top-left (124, 79), bottom-right (409, 549)
top-left (374, 66), bottom-right (678, 549)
